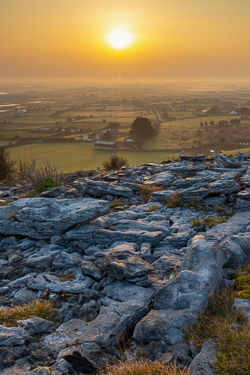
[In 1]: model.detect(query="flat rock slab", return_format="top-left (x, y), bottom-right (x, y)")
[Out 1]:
top-left (0, 198), bottom-right (110, 239)
top-left (42, 296), bottom-right (153, 352)
top-left (85, 179), bottom-right (133, 198)
top-left (206, 211), bottom-right (250, 241)
top-left (96, 251), bottom-right (154, 280)
top-left (143, 172), bottom-right (176, 187)
top-left (27, 273), bottom-right (93, 293)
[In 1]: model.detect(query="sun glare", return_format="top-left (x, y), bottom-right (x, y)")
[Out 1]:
top-left (107, 29), bottom-right (133, 50)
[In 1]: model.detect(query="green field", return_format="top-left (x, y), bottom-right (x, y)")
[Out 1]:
top-left (8, 143), bottom-right (178, 172)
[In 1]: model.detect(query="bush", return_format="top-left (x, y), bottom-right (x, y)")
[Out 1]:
top-left (0, 147), bottom-right (16, 181)
top-left (18, 158), bottom-right (63, 196)
top-left (102, 155), bottom-right (129, 171)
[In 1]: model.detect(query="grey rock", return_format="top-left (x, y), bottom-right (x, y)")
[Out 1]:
top-left (81, 260), bottom-right (104, 280)
top-left (93, 228), bottom-right (165, 245)
top-left (103, 280), bottom-right (154, 302)
top-left (189, 339), bottom-right (217, 375)
top-left (52, 252), bottom-right (83, 270)
top-left (14, 288), bottom-right (37, 303)
top-left (152, 255), bottom-right (180, 275)
top-left (85, 179), bottom-right (133, 198)
top-left (215, 154), bottom-right (241, 169)
top-left (96, 251), bottom-right (154, 280)
top-left (143, 172), bottom-right (176, 187)
top-left (133, 309), bottom-right (192, 344)
top-left (17, 317), bottom-right (55, 335)
top-left (42, 296), bottom-right (152, 351)
top-left (232, 298), bottom-right (250, 323)
top-left (0, 347), bottom-right (21, 371)
top-left (27, 273), bottom-right (93, 293)
top-left (145, 340), bottom-right (166, 360)
top-left (0, 326), bottom-right (28, 347)
top-left (0, 198), bottom-right (110, 239)
top-left (222, 235), bottom-right (250, 268)
top-left (0, 357), bottom-right (32, 375)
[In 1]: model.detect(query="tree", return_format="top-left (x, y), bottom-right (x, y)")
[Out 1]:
top-left (129, 117), bottom-right (154, 139)
top-left (209, 121), bottom-right (215, 126)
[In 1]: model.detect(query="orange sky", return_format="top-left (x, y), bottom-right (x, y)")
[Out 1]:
top-left (1, 0), bottom-right (250, 79)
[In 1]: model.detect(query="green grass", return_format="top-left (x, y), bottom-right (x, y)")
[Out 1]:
top-left (8, 143), bottom-right (178, 173)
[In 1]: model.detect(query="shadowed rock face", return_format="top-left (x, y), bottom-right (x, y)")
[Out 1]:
top-left (1, 153), bottom-right (250, 373)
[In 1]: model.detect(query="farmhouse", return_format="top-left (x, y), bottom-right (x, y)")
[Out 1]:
top-left (94, 140), bottom-right (119, 150)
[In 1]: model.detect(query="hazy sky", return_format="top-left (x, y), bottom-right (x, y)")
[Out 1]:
top-left (1, 0), bottom-right (250, 80)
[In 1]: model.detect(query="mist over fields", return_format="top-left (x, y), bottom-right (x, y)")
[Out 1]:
top-left (1, 79), bottom-right (250, 172)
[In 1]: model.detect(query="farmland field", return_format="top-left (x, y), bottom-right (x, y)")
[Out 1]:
top-left (1, 80), bottom-right (250, 172)
top-left (8, 143), bottom-right (178, 172)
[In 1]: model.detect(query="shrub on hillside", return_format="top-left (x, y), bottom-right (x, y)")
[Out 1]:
top-left (0, 147), bottom-right (16, 181)
top-left (102, 155), bottom-right (129, 171)
top-left (18, 157), bottom-right (63, 191)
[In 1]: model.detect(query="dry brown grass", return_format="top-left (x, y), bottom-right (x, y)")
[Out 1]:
top-left (139, 185), bottom-right (162, 201)
top-left (148, 204), bottom-right (162, 212)
top-left (18, 157), bottom-right (63, 188)
top-left (167, 194), bottom-right (182, 208)
top-left (59, 272), bottom-right (75, 282)
top-left (192, 216), bottom-right (228, 228)
top-left (97, 360), bottom-right (189, 375)
top-left (186, 264), bottom-right (250, 375)
top-left (0, 300), bottom-right (55, 327)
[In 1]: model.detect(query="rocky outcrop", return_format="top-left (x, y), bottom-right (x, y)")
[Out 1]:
top-left (0, 152), bottom-right (250, 373)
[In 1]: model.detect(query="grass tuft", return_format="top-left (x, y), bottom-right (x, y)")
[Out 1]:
top-left (139, 186), bottom-right (162, 201)
top-left (97, 360), bottom-right (189, 375)
top-left (0, 300), bottom-right (55, 327)
top-left (102, 155), bottom-right (129, 171)
top-left (184, 199), bottom-right (202, 211)
top-left (167, 194), bottom-right (182, 208)
top-left (192, 216), bottom-right (228, 228)
top-left (59, 272), bottom-right (75, 282)
top-left (148, 204), bottom-right (162, 212)
top-left (186, 261), bottom-right (250, 374)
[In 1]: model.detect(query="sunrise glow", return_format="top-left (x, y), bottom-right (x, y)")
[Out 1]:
top-left (107, 29), bottom-right (134, 50)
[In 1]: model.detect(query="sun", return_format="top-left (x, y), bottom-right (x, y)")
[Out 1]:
top-left (107, 29), bottom-right (134, 50)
